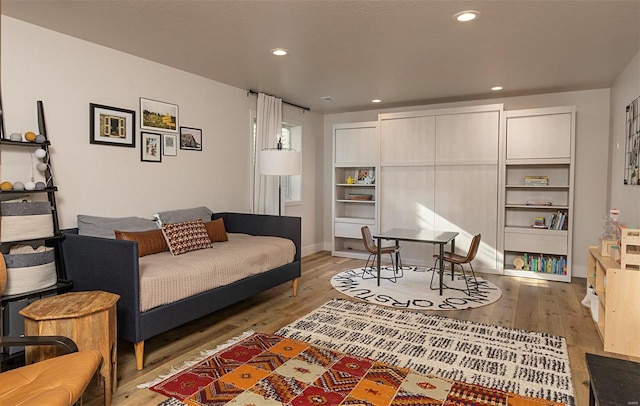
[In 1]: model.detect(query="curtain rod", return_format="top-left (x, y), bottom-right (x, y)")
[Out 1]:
top-left (247, 90), bottom-right (310, 112)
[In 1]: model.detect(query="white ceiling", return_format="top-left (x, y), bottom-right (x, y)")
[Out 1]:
top-left (2, 0), bottom-right (640, 113)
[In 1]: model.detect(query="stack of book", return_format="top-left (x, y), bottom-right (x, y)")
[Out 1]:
top-left (522, 253), bottom-right (567, 275)
top-left (524, 176), bottom-right (549, 186)
top-left (533, 217), bottom-right (546, 228)
top-left (548, 211), bottom-right (568, 230)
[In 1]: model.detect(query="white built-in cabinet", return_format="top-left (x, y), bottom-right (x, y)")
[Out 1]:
top-left (378, 105), bottom-right (501, 270)
top-left (500, 106), bottom-right (575, 282)
top-left (332, 121), bottom-right (379, 258)
top-left (331, 104), bottom-right (575, 282)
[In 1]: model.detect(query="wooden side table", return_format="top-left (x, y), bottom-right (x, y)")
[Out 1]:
top-left (20, 290), bottom-right (120, 406)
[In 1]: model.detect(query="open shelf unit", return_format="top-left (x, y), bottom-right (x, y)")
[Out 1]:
top-left (500, 106), bottom-right (575, 282)
top-left (332, 121), bottom-right (379, 259)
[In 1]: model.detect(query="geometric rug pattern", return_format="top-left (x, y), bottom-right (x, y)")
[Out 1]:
top-left (152, 331), bottom-right (566, 406)
top-left (275, 298), bottom-right (575, 406)
top-left (331, 267), bottom-right (502, 310)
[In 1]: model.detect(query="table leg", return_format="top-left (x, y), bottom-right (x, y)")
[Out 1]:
top-left (439, 243), bottom-right (444, 295)
top-left (377, 237), bottom-right (382, 286)
top-left (395, 239), bottom-right (400, 272)
top-left (451, 238), bottom-right (456, 280)
top-left (588, 382), bottom-right (595, 406)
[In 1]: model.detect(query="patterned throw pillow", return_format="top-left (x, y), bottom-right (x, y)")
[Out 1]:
top-left (161, 219), bottom-right (213, 256)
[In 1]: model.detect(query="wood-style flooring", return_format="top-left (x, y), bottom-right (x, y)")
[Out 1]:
top-left (82, 252), bottom-right (639, 406)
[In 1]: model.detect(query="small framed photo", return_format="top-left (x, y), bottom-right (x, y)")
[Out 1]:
top-left (140, 97), bottom-right (178, 133)
top-left (141, 131), bottom-right (162, 162)
top-left (89, 103), bottom-right (136, 147)
top-left (163, 133), bottom-right (178, 156)
top-left (179, 126), bottom-right (202, 151)
top-left (355, 168), bottom-right (375, 184)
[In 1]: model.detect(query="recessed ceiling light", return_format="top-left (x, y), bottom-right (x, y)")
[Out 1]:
top-left (271, 48), bottom-right (288, 56)
top-left (320, 96), bottom-right (335, 102)
top-left (453, 10), bottom-right (480, 22)
top-left (491, 86), bottom-right (503, 91)
top-left (372, 99), bottom-right (382, 103)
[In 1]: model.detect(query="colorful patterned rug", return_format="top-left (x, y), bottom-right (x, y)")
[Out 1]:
top-left (331, 267), bottom-right (502, 310)
top-left (275, 299), bottom-right (575, 406)
top-left (148, 331), bottom-right (565, 406)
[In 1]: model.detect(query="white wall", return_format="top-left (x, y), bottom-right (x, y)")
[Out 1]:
top-left (1, 16), bottom-right (323, 255)
top-left (609, 49), bottom-right (640, 227)
top-left (324, 89), bottom-right (612, 278)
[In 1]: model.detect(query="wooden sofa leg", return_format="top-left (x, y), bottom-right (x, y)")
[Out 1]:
top-left (292, 278), bottom-right (299, 297)
top-left (134, 341), bottom-right (144, 371)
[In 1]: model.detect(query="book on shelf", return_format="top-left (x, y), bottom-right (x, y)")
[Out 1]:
top-left (547, 210), bottom-right (568, 230)
top-left (520, 253), bottom-right (567, 275)
top-left (533, 216), bottom-right (546, 228)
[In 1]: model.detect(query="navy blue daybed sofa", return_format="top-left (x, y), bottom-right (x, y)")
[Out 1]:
top-left (61, 212), bottom-right (301, 370)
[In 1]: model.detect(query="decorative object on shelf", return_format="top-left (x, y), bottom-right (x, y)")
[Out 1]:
top-left (179, 126), bottom-right (202, 151)
top-left (524, 175), bottom-right (548, 186)
top-left (34, 148), bottom-right (46, 159)
top-left (141, 132), bottom-right (162, 162)
top-left (9, 133), bottom-right (22, 142)
top-left (0, 181), bottom-right (12, 191)
top-left (624, 95), bottom-right (640, 185)
top-left (346, 175), bottom-right (355, 184)
top-left (525, 200), bottom-right (552, 206)
top-left (260, 138), bottom-right (300, 216)
top-left (24, 181), bottom-right (36, 191)
top-left (12, 182), bottom-right (25, 191)
top-left (140, 97), bottom-right (178, 133)
top-left (345, 194), bottom-right (373, 201)
top-left (89, 103), bottom-right (136, 147)
top-left (513, 257), bottom-right (525, 270)
top-left (34, 134), bottom-right (46, 143)
top-left (355, 168), bottom-right (375, 184)
top-left (24, 131), bottom-right (37, 142)
top-left (163, 133), bottom-right (178, 156)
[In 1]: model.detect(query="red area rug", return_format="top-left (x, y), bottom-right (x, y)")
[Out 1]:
top-left (147, 331), bottom-right (565, 406)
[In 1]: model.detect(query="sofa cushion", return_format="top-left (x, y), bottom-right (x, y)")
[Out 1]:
top-left (115, 229), bottom-right (169, 257)
top-left (204, 219), bottom-right (228, 243)
top-left (154, 206), bottom-right (213, 226)
top-left (161, 219), bottom-right (213, 255)
top-left (78, 215), bottom-right (158, 239)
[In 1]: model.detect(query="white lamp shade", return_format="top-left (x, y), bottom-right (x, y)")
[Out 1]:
top-left (260, 150), bottom-right (300, 176)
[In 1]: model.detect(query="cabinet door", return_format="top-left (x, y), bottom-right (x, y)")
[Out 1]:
top-left (506, 113), bottom-right (572, 160)
top-left (380, 116), bottom-right (435, 164)
top-left (380, 166), bottom-right (436, 263)
top-left (334, 126), bottom-right (379, 164)
top-left (436, 111), bottom-right (499, 163)
top-left (435, 165), bottom-right (499, 271)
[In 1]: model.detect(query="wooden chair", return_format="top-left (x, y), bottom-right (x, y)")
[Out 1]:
top-left (361, 226), bottom-right (403, 283)
top-left (0, 255), bottom-right (102, 406)
top-left (431, 233), bottom-right (481, 295)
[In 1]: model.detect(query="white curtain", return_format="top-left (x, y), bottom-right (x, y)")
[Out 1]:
top-left (252, 93), bottom-right (282, 214)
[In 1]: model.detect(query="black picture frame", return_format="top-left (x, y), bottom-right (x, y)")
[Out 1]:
top-left (140, 97), bottom-right (179, 133)
top-left (89, 103), bottom-right (136, 147)
top-left (141, 131), bottom-right (162, 162)
top-left (179, 126), bottom-right (202, 151)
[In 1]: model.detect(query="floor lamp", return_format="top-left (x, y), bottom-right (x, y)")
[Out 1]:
top-left (260, 141), bottom-right (300, 216)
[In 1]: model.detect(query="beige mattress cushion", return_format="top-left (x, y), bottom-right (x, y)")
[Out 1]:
top-left (139, 233), bottom-right (295, 312)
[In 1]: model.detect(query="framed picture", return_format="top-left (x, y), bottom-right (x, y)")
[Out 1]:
top-left (163, 133), bottom-right (178, 156)
top-left (140, 97), bottom-right (178, 133)
top-left (141, 131), bottom-right (162, 162)
top-left (179, 126), bottom-right (202, 151)
top-left (355, 168), bottom-right (375, 184)
top-left (89, 103), bottom-right (136, 147)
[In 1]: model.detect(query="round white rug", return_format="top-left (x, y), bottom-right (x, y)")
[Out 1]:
top-left (331, 266), bottom-right (502, 310)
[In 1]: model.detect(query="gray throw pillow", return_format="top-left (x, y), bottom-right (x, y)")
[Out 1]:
top-left (154, 206), bottom-right (213, 225)
top-left (77, 215), bottom-right (159, 239)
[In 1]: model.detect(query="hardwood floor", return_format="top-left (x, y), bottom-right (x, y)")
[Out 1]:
top-left (82, 252), bottom-right (639, 406)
